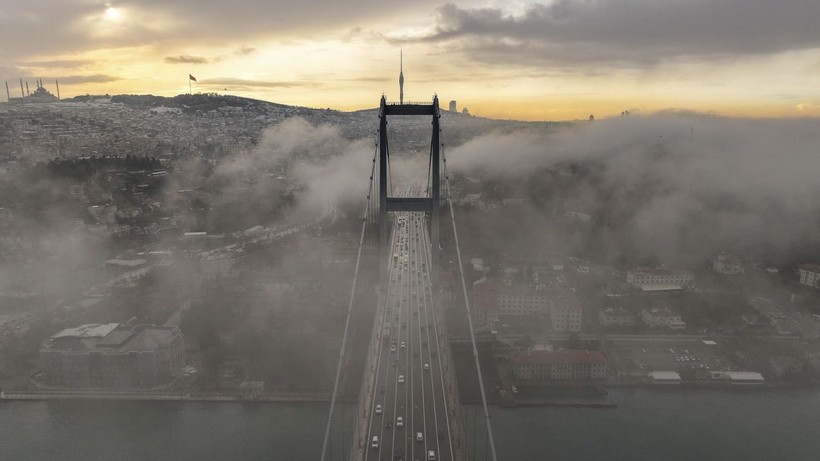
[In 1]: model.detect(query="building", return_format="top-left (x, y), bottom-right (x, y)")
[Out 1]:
top-left (709, 371), bottom-right (765, 385)
top-left (713, 253), bottom-right (743, 275)
top-left (640, 306), bottom-right (686, 330)
top-left (550, 288), bottom-right (583, 332)
top-left (40, 323), bottom-right (184, 389)
top-left (598, 306), bottom-right (636, 327)
top-left (627, 267), bottom-right (694, 291)
top-left (510, 350), bottom-right (607, 381)
top-left (448, 100), bottom-right (457, 112)
top-left (648, 371), bottom-right (682, 384)
top-left (798, 264), bottom-right (820, 288)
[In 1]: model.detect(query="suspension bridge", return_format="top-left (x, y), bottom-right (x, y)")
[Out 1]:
top-left (320, 96), bottom-right (498, 461)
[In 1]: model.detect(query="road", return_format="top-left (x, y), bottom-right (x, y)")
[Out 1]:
top-left (364, 187), bottom-right (454, 461)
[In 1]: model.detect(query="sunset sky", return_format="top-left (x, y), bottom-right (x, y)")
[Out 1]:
top-left (1, 0), bottom-right (819, 120)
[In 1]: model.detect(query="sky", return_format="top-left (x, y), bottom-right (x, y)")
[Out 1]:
top-left (1, 0), bottom-right (819, 120)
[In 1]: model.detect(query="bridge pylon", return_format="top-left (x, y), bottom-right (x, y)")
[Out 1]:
top-left (378, 95), bottom-right (441, 287)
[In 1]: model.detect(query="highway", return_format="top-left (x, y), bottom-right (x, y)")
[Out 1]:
top-left (364, 187), bottom-right (454, 461)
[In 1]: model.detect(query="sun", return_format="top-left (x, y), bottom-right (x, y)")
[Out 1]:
top-left (105, 6), bottom-right (121, 21)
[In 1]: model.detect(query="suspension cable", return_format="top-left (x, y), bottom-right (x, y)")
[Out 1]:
top-left (442, 147), bottom-right (499, 461)
top-left (320, 134), bottom-right (380, 461)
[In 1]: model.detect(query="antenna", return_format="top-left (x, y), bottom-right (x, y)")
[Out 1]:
top-left (5, 81), bottom-right (9, 102)
top-left (399, 49), bottom-right (404, 105)
top-left (25, 81), bottom-right (30, 96)
top-left (56, 79), bottom-right (60, 99)
top-left (19, 78), bottom-right (24, 98)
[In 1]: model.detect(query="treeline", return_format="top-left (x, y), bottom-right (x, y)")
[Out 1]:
top-left (109, 93), bottom-right (278, 114)
top-left (34, 155), bottom-right (163, 181)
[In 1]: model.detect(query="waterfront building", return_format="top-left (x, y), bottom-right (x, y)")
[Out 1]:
top-left (627, 267), bottom-right (694, 291)
top-left (40, 323), bottom-right (184, 389)
top-left (510, 350), bottom-right (607, 381)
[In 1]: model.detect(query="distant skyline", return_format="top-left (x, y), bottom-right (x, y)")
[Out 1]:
top-left (1, 1), bottom-right (819, 120)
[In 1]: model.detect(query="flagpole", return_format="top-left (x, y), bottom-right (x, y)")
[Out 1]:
top-left (189, 76), bottom-right (191, 95)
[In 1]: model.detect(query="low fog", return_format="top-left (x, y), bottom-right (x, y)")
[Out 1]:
top-left (448, 113), bottom-right (820, 266)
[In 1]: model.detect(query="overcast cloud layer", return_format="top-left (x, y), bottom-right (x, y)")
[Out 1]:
top-left (412, 1), bottom-right (820, 67)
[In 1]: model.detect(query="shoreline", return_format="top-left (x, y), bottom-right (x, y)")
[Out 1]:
top-left (3, 380), bottom-right (811, 405)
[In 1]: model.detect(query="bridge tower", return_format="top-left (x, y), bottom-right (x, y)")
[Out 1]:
top-left (378, 94), bottom-right (441, 285)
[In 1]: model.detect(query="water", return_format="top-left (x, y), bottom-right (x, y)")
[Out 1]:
top-left (2, 389), bottom-right (819, 460)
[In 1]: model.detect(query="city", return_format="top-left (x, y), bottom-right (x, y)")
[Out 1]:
top-left (2, 1), bottom-right (820, 460)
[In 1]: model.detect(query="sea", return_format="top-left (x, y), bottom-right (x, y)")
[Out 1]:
top-left (1, 388), bottom-right (819, 460)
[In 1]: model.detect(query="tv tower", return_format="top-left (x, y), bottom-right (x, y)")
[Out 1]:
top-left (399, 50), bottom-right (404, 105)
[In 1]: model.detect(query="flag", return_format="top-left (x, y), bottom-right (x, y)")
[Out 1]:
top-left (189, 74), bottom-right (197, 82)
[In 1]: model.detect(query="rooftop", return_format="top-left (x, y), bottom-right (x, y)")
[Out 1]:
top-left (44, 323), bottom-right (180, 353)
top-left (51, 323), bottom-right (118, 339)
top-left (510, 350), bottom-right (607, 366)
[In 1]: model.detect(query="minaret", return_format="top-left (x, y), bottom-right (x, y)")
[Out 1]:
top-left (399, 50), bottom-right (404, 105)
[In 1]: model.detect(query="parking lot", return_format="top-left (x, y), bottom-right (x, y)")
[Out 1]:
top-left (608, 339), bottom-right (735, 375)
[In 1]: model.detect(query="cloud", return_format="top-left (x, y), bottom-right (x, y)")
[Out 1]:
top-left (215, 117), bottom-right (373, 221)
top-left (0, 0), bottom-right (438, 62)
top-left (448, 114), bottom-right (820, 265)
top-left (164, 55), bottom-right (209, 64)
top-left (235, 46), bottom-right (256, 56)
top-left (199, 77), bottom-right (319, 89)
top-left (406, 1), bottom-right (820, 68)
top-left (19, 59), bottom-right (94, 68)
top-left (57, 74), bottom-right (122, 84)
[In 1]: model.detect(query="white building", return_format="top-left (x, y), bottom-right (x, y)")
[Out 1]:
top-left (627, 267), bottom-right (694, 291)
top-left (510, 350), bottom-right (607, 381)
top-left (713, 253), bottom-right (743, 275)
top-left (640, 307), bottom-right (686, 330)
top-left (798, 264), bottom-right (820, 288)
top-left (598, 307), bottom-right (636, 327)
top-left (550, 289), bottom-right (583, 332)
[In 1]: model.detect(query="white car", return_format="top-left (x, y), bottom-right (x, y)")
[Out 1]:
top-left (416, 432), bottom-right (424, 442)
top-left (424, 363), bottom-right (430, 371)
top-left (398, 374), bottom-right (405, 384)
top-left (396, 416), bottom-right (403, 427)
top-left (371, 436), bottom-right (379, 448)
top-left (375, 404), bottom-right (382, 414)
top-left (400, 341), bottom-right (406, 349)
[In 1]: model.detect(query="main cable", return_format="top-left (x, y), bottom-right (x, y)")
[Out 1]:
top-left (442, 146), bottom-right (499, 461)
top-left (320, 134), bottom-right (380, 461)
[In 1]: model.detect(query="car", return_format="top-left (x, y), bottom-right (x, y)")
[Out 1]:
top-left (424, 363), bottom-right (430, 370)
top-left (427, 450), bottom-right (436, 460)
top-left (416, 432), bottom-right (424, 442)
top-left (385, 422), bottom-right (392, 430)
top-left (390, 345), bottom-right (397, 352)
top-left (400, 341), bottom-right (406, 349)
top-left (376, 404), bottom-right (382, 414)
top-left (511, 385), bottom-right (518, 394)
top-left (392, 360), bottom-right (398, 367)
top-left (372, 436), bottom-right (379, 448)
top-left (396, 416), bottom-right (403, 427)
top-left (398, 374), bottom-right (405, 384)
